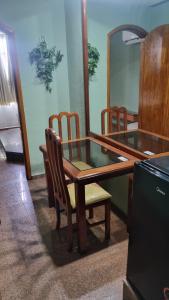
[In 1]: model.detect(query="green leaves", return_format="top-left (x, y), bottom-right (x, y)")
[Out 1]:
top-left (29, 38), bottom-right (63, 93)
top-left (88, 42), bottom-right (100, 80)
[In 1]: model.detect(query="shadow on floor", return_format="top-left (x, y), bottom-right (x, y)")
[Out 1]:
top-left (0, 167), bottom-right (128, 299)
top-left (29, 176), bottom-right (128, 267)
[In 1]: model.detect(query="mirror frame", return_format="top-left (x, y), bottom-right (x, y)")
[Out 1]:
top-left (82, 0), bottom-right (90, 136)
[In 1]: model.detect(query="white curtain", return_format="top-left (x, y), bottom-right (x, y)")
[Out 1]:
top-left (0, 32), bottom-right (17, 105)
top-left (0, 32), bottom-right (19, 128)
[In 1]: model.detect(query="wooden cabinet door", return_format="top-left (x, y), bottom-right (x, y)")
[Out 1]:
top-left (139, 25), bottom-right (169, 137)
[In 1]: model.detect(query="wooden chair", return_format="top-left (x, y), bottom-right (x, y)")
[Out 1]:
top-left (40, 112), bottom-right (80, 207)
top-left (49, 111), bottom-right (82, 163)
top-left (45, 128), bottom-right (111, 251)
top-left (101, 106), bottom-right (128, 134)
top-left (49, 111), bottom-right (80, 140)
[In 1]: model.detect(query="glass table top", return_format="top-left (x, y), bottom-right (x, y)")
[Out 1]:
top-left (107, 130), bottom-right (169, 155)
top-left (62, 139), bottom-right (129, 171)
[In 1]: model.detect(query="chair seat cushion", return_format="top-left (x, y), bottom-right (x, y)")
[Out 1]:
top-left (68, 183), bottom-right (111, 209)
top-left (72, 160), bottom-right (92, 171)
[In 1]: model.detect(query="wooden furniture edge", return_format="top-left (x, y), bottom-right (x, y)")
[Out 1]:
top-left (81, 0), bottom-right (90, 136)
top-left (90, 130), bottom-right (169, 160)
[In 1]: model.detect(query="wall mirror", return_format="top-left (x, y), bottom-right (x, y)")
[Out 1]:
top-left (87, 0), bottom-right (148, 135)
top-left (86, 0), bottom-right (169, 136)
top-left (83, 0), bottom-right (169, 214)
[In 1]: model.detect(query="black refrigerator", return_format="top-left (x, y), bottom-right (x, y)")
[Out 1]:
top-left (127, 156), bottom-right (169, 300)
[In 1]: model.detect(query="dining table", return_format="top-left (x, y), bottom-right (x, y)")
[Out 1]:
top-left (40, 129), bottom-right (169, 252)
top-left (63, 136), bottom-right (140, 252)
top-left (40, 136), bottom-right (138, 253)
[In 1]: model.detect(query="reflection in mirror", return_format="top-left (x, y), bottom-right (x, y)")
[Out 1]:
top-left (87, 0), bottom-right (169, 136)
top-left (87, 0), bottom-right (148, 135)
top-left (110, 30), bottom-right (141, 130)
top-left (86, 0), bottom-right (169, 215)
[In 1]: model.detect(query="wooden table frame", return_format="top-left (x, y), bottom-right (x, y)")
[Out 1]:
top-left (40, 136), bottom-right (138, 253)
top-left (90, 129), bottom-right (169, 160)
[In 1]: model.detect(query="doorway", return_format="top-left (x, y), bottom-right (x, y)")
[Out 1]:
top-left (0, 22), bottom-right (31, 179)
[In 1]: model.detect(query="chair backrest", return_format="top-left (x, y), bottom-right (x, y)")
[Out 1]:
top-left (49, 111), bottom-right (80, 141)
top-left (101, 106), bottom-right (128, 134)
top-left (45, 128), bottom-right (70, 207)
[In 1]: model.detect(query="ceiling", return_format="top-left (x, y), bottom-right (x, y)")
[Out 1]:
top-left (0, 0), bottom-right (168, 23)
top-left (89, 0), bottom-right (169, 7)
top-left (0, 0), bottom-right (51, 21)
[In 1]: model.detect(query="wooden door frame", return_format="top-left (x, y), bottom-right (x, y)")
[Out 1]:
top-left (107, 24), bottom-right (147, 109)
top-left (81, 0), bottom-right (90, 136)
top-left (0, 21), bottom-right (31, 179)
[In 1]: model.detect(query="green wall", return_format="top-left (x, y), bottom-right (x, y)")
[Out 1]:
top-left (0, 0), bottom-right (84, 176)
top-left (64, 0), bottom-right (85, 137)
top-left (15, 2), bottom-right (70, 175)
top-left (148, 1), bottom-right (169, 29)
top-left (110, 32), bottom-right (140, 112)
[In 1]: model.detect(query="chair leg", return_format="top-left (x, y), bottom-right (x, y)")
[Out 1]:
top-left (55, 200), bottom-right (61, 230)
top-left (88, 207), bottom-right (94, 219)
top-left (105, 200), bottom-right (111, 240)
top-left (67, 209), bottom-right (73, 252)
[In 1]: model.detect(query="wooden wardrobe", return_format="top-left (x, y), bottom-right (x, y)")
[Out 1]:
top-left (139, 25), bottom-right (169, 137)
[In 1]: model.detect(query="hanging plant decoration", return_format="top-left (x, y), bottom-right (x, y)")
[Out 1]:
top-left (29, 37), bottom-right (63, 93)
top-left (88, 42), bottom-right (100, 80)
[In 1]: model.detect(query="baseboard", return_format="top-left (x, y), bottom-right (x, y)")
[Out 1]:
top-left (31, 173), bottom-right (45, 180)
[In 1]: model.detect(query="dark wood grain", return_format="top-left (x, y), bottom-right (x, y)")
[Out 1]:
top-left (139, 25), bottom-right (169, 137)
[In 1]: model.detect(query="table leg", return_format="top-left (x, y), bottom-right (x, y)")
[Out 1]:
top-left (75, 182), bottom-right (88, 253)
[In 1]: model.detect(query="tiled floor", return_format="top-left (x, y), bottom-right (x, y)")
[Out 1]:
top-left (0, 159), bottom-right (128, 300)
